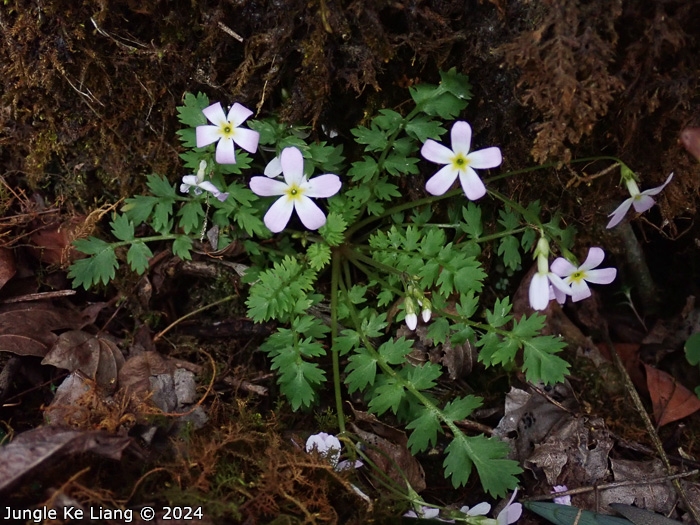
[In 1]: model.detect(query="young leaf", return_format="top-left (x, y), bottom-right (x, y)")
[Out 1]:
top-left (127, 242), bottom-right (153, 274)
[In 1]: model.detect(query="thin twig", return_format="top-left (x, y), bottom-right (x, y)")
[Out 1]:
top-left (603, 326), bottom-right (700, 523)
top-left (217, 21), bottom-right (243, 42)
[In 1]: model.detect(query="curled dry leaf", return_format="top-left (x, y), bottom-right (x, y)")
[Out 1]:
top-left (643, 363), bottom-right (700, 426)
top-left (681, 127), bottom-right (700, 162)
top-left (0, 247), bottom-right (16, 291)
top-left (349, 409), bottom-right (426, 493)
top-left (0, 304), bottom-right (86, 357)
top-left (28, 216), bottom-right (85, 266)
top-left (42, 330), bottom-right (125, 390)
top-left (0, 425), bottom-right (131, 494)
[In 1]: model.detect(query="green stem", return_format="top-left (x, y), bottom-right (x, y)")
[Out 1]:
top-left (330, 249), bottom-right (345, 434)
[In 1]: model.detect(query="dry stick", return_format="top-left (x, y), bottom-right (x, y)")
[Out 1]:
top-left (526, 470), bottom-right (700, 501)
top-left (603, 327), bottom-right (700, 524)
top-left (153, 294), bottom-right (236, 342)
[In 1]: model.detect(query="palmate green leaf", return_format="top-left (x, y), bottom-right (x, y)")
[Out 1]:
top-left (406, 362), bottom-right (442, 390)
top-left (378, 337), bottom-right (413, 365)
top-left (426, 317), bottom-right (450, 345)
top-left (361, 312), bottom-right (388, 339)
top-left (110, 214), bottom-right (134, 241)
top-left (485, 297), bottom-right (513, 328)
top-left (146, 174), bottom-right (178, 199)
top-left (274, 358), bottom-right (326, 410)
top-left (307, 142), bottom-right (345, 174)
top-left (373, 179), bottom-right (401, 200)
top-left (176, 92), bottom-right (209, 127)
top-left (368, 378), bottom-right (406, 415)
top-left (69, 238), bottom-right (118, 289)
top-left (442, 396), bottom-right (483, 422)
top-left (409, 84), bottom-right (468, 120)
top-left (384, 154), bottom-right (419, 176)
top-left (406, 406), bottom-right (441, 453)
top-left (444, 432), bottom-right (521, 496)
top-left (334, 328), bottom-right (360, 356)
top-left (351, 124), bottom-right (388, 152)
top-left (374, 109), bottom-right (404, 131)
top-left (498, 235), bottom-right (521, 271)
top-left (477, 332), bottom-right (519, 368)
top-left (345, 347), bottom-right (377, 392)
top-left (521, 335), bottom-right (570, 384)
top-left (177, 200), bottom-right (205, 234)
top-left (405, 115), bottom-right (445, 142)
top-left (439, 67), bottom-right (473, 101)
top-left (122, 195), bottom-right (158, 226)
top-left (307, 242), bottom-right (331, 271)
top-left (172, 235), bottom-right (193, 260)
top-left (291, 315), bottom-right (330, 339)
top-left (126, 242), bottom-right (153, 274)
top-left (349, 156), bottom-right (379, 182)
top-left (461, 202), bottom-right (483, 239)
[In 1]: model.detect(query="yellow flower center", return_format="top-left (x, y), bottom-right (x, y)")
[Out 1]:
top-left (452, 153), bottom-right (469, 170)
top-left (220, 123), bottom-right (235, 138)
top-left (569, 270), bottom-right (585, 283)
top-left (286, 183), bottom-right (304, 200)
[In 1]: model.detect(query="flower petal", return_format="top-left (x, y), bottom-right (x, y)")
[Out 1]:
top-left (263, 196), bottom-right (295, 233)
top-left (606, 198), bottom-right (633, 229)
top-left (570, 280), bottom-right (592, 302)
top-left (640, 172), bottom-right (674, 197)
top-left (295, 195), bottom-right (327, 230)
top-left (405, 312), bottom-right (417, 331)
top-left (226, 102), bottom-right (254, 127)
top-left (215, 137), bottom-right (237, 164)
top-left (579, 247), bottom-right (605, 271)
top-left (450, 120), bottom-right (473, 154)
top-left (425, 164), bottom-right (459, 195)
top-left (631, 194), bottom-right (656, 213)
top-left (458, 167), bottom-right (487, 200)
top-left (232, 127), bottom-right (260, 153)
top-left (281, 147), bottom-right (305, 184)
top-left (305, 174), bottom-right (342, 198)
top-left (468, 147), bottom-right (502, 169)
top-left (498, 490), bottom-right (523, 525)
top-left (421, 139), bottom-right (455, 164)
top-left (181, 175), bottom-right (199, 185)
top-left (583, 267), bottom-right (617, 285)
top-left (463, 503), bottom-right (491, 516)
top-left (196, 125), bottom-right (222, 148)
top-left (250, 176), bottom-right (288, 197)
top-left (550, 257), bottom-right (576, 277)
top-left (202, 102), bottom-right (227, 126)
top-left (180, 183), bottom-right (192, 193)
top-left (548, 273), bottom-right (572, 296)
top-left (264, 156), bottom-right (283, 177)
top-left (529, 273), bottom-right (551, 310)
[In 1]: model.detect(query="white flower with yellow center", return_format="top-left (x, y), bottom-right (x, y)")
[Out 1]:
top-left (421, 120), bottom-right (502, 200)
top-left (196, 102), bottom-right (260, 164)
top-left (606, 172), bottom-right (673, 229)
top-left (249, 147), bottom-right (341, 233)
top-left (551, 247), bottom-right (617, 302)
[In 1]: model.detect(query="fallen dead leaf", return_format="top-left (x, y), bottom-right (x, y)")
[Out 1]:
top-left (643, 363), bottom-right (700, 427)
top-left (0, 426), bottom-right (131, 494)
top-left (42, 330), bottom-right (125, 390)
top-left (0, 247), bottom-right (16, 290)
top-left (349, 409), bottom-right (426, 493)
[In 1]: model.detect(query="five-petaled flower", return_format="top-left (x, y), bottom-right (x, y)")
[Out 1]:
top-left (529, 237), bottom-right (571, 311)
top-left (421, 120), bottom-right (502, 200)
top-left (496, 489), bottom-right (523, 525)
top-left (550, 247), bottom-right (617, 302)
top-left (305, 432), bottom-right (342, 467)
top-left (180, 159), bottom-right (229, 202)
top-left (606, 172), bottom-right (674, 229)
top-left (196, 102), bottom-right (260, 164)
top-left (249, 147), bottom-right (341, 233)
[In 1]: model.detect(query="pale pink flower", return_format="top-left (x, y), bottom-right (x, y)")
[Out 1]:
top-left (529, 238), bottom-right (571, 311)
top-left (196, 102), bottom-right (260, 164)
top-left (421, 121), bottom-right (502, 200)
top-left (550, 247), bottom-right (617, 302)
top-left (552, 485), bottom-right (572, 506)
top-left (606, 172), bottom-right (674, 229)
top-left (497, 489), bottom-right (523, 525)
top-left (180, 160), bottom-right (229, 201)
top-left (250, 147), bottom-right (341, 233)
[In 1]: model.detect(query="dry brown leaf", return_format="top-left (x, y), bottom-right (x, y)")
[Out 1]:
top-left (42, 331), bottom-right (125, 390)
top-left (0, 247), bottom-right (16, 290)
top-left (29, 216), bottom-right (85, 266)
top-left (118, 351), bottom-right (173, 397)
top-left (643, 363), bottom-right (700, 426)
top-left (0, 426), bottom-right (130, 494)
top-left (349, 409), bottom-right (425, 493)
top-left (0, 305), bottom-right (86, 357)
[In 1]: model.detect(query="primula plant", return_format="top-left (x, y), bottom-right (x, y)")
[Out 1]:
top-left (68, 69), bottom-right (651, 499)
